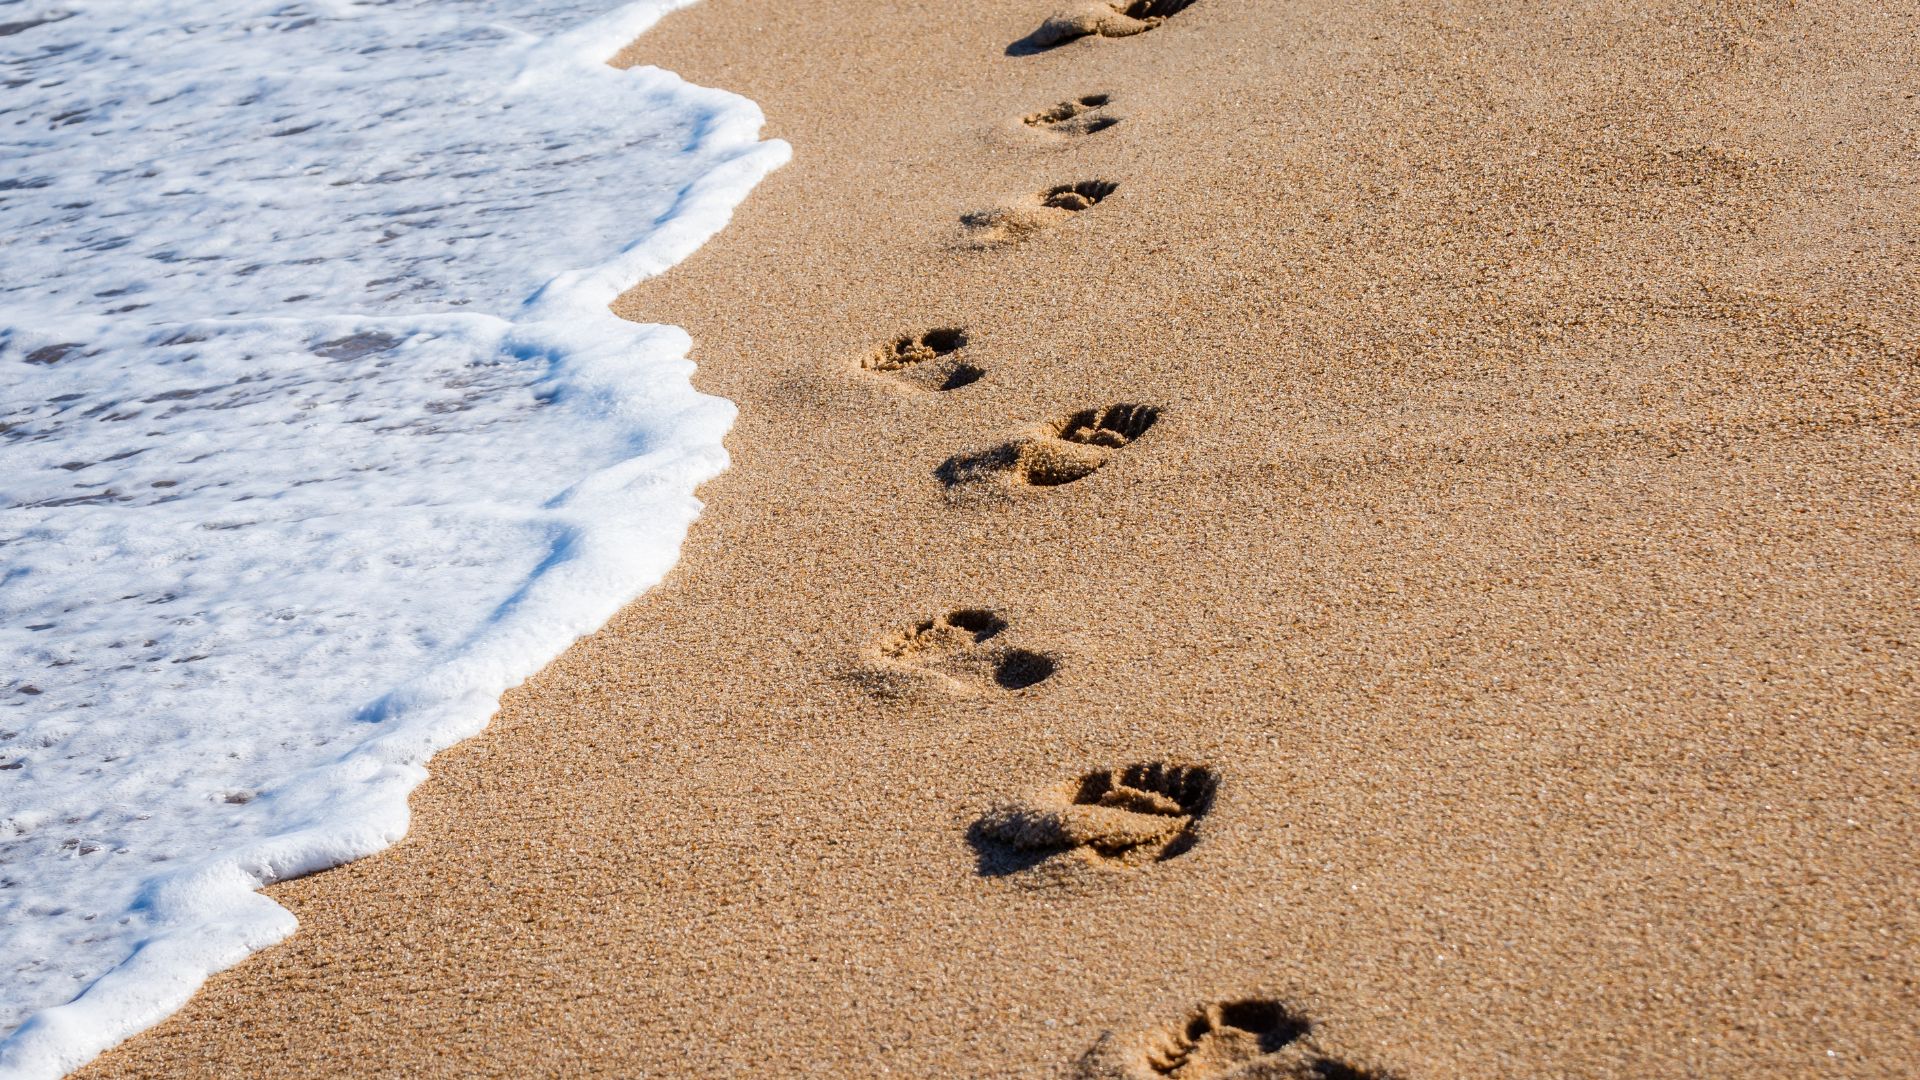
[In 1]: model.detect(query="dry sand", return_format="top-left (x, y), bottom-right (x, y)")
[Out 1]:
top-left (84, 0), bottom-right (1919, 1076)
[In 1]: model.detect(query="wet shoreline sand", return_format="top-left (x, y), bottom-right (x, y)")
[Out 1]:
top-left (85, 0), bottom-right (1918, 1075)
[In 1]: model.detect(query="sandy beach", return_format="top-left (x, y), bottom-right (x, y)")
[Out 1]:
top-left (81, 0), bottom-right (1917, 1076)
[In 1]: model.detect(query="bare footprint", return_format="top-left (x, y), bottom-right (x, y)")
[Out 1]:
top-left (937, 403), bottom-right (1159, 492)
top-left (863, 327), bottom-right (983, 391)
top-left (1014, 0), bottom-right (1199, 53)
top-left (1025, 93), bottom-right (1120, 137)
top-left (1077, 1000), bottom-right (1397, 1080)
top-left (962, 179), bottom-right (1118, 247)
top-left (971, 762), bottom-right (1218, 874)
top-left (861, 608), bottom-right (1057, 697)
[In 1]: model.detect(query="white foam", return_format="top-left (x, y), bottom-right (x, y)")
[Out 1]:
top-left (0, 2), bottom-right (788, 1076)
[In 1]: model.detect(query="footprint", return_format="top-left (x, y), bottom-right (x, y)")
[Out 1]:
top-left (1076, 1000), bottom-right (1396, 1080)
top-left (1013, 0), bottom-right (1199, 53)
top-left (937, 403), bottom-right (1159, 492)
top-left (1025, 93), bottom-right (1120, 136)
top-left (962, 179), bottom-right (1119, 247)
top-left (864, 608), bottom-right (1057, 696)
top-left (971, 761), bottom-right (1218, 874)
top-left (863, 327), bottom-right (984, 391)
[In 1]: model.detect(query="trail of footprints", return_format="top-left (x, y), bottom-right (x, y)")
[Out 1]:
top-left (839, 1), bottom-right (1397, 1074)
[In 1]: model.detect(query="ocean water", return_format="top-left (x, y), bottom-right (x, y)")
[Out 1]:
top-left (0, 1), bottom-right (787, 1075)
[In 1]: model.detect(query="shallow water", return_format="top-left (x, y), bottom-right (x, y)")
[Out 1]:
top-left (0, 2), bottom-right (785, 1075)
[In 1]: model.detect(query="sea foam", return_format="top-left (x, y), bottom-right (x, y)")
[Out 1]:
top-left (0, 2), bottom-right (787, 1075)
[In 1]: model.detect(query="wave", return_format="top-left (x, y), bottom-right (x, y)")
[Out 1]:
top-left (0, 2), bottom-right (787, 1076)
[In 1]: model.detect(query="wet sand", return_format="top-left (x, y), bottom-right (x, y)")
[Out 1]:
top-left (84, 0), bottom-right (1919, 1076)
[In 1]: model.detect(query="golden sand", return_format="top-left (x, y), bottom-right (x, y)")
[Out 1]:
top-left (86, 0), bottom-right (1918, 1075)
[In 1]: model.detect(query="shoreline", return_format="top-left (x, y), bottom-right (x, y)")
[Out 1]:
top-left (0, 3), bottom-right (785, 1076)
top-left (84, 0), bottom-right (1920, 1076)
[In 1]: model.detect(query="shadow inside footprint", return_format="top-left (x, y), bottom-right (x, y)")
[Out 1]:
top-left (971, 761), bottom-right (1218, 876)
top-left (994, 648), bottom-right (1058, 689)
top-left (1010, 0), bottom-right (1200, 54)
top-left (863, 327), bottom-right (983, 391)
top-left (938, 403), bottom-right (1159, 491)
top-left (1042, 179), bottom-right (1119, 212)
top-left (962, 180), bottom-right (1119, 247)
top-left (1076, 999), bottom-right (1398, 1080)
top-left (1025, 94), bottom-right (1120, 136)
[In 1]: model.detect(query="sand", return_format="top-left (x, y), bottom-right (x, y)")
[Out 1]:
top-left (82, 0), bottom-right (1919, 1076)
